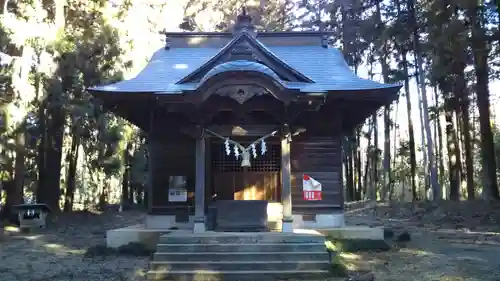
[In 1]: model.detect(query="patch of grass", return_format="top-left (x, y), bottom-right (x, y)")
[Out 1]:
top-left (330, 253), bottom-right (350, 277)
top-left (84, 242), bottom-right (154, 258)
top-left (324, 240), bottom-right (348, 277)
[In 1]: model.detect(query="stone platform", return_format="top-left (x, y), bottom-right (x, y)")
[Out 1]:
top-left (107, 222), bottom-right (384, 280)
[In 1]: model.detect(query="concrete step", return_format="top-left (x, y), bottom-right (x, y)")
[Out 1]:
top-left (157, 242), bottom-right (327, 253)
top-left (147, 269), bottom-right (331, 281)
top-left (150, 260), bottom-right (331, 271)
top-left (159, 234), bottom-right (325, 244)
top-left (154, 251), bottom-right (330, 262)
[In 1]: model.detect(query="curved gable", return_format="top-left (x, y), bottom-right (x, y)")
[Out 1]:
top-left (176, 33), bottom-right (314, 85)
top-left (198, 60), bottom-right (282, 86)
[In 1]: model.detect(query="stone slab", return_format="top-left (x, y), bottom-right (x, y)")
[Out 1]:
top-left (105, 224), bottom-right (171, 249)
top-left (319, 226), bottom-right (384, 240)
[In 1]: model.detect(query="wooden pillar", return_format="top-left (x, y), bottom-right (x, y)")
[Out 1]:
top-left (194, 134), bottom-right (206, 233)
top-left (147, 106), bottom-right (155, 213)
top-left (281, 134), bottom-right (293, 232)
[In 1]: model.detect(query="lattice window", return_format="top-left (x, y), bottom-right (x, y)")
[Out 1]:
top-left (211, 139), bottom-right (281, 172)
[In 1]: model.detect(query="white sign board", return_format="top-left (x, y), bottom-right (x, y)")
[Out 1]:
top-left (302, 174), bottom-right (322, 201)
top-left (168, 188), bottom-right (187, 202)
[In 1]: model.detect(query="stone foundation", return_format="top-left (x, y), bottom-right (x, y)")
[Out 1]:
top-left (145, 215), bottom-right (194, 229)
top-left (144, 205), bottom-right (345, 231)
top-left (292, 212), bottom-right (345, 229)
top-left (106, 224), bottom-right (383, 249)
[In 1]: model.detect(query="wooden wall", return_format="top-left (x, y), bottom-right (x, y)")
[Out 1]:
top-left (290, 135), bottom-right (344, 214)
top-left (149, 137), bottom-right (196, 215)
top-left (148, 134), bottom-right (344, 215)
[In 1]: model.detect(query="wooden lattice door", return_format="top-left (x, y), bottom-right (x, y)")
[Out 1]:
top-left (211, 139), bottom-right (281, 201)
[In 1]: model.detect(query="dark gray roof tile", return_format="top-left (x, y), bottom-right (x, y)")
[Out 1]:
top-left (89, 42), bottom-right (400, 94)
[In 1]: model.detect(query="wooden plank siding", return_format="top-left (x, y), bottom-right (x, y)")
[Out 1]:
top-left (148, 132), bottom-right (344, 216)
top-left (149, 137), bottom-right (196, 215)
top-left (290, 136), bottom-right (344, 214)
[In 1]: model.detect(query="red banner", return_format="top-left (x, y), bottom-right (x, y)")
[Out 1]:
top-left (303, 190), bottom-right (322, 201)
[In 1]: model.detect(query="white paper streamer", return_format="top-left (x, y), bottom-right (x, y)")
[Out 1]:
top-left (224, 139), bottom-right (231, 156)
top-left (233, 144), bottom-right (240, 159)
top-left (251, 143), bottom-right (257, 158)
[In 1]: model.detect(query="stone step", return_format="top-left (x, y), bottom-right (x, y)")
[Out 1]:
top-left (157, 242), bottom-right (327, 253)
top-left (147, 269), bottom-right (331, 281)
top-left (150, 260), bottom-right (331, 271)
top-left (154, 251), bottom-right (331, 262)
top-left (159, 234), bottom-right (325, 245)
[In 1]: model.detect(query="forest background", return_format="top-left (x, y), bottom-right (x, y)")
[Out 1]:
top-left (0, 0), bottom-right (499, 216)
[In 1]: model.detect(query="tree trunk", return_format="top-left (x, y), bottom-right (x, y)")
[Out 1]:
top-left (396, 1), bottom-right (417, 198)
top-left (434, 88), bottom-right (446, 197)
top-left (372, 113), bottom-right (379, 200)
top-left (374, 0), bottom-right (392, 201)
top-left (2, 180), bottom-right (16, 219)
top-left (416, 84), bottom-right (428, 198)
top-left (36, 100), bottom-right (47, 204)
top-left (13, 125), bottom-right (25, 203)
top-left (399, 40), bottom-right (418, 201)
top-left (408, 0), bottom-right (441, 201)
top-left (41, 102), bottom-right (65, 212)
top-left (122, 141), bottom-right (133, 205)
top-left (347, 143), bottom-right (355, 201)
top-left (355, 128), bottom-right (363, 200)
top-left (38, 79), bottom-right (66, 213)
top-left (363, 121), bottom-right (374, 200)
top-left (37, 0), bottom-right (66, 212)
top-left (64, 134), bottom-right (80, 212)
top-left (367, 54), bottom-right (378, 200)
top-left (343, 138), bottom-right (354, 201)
top-left (456, 69), bottom-right (475, 199)
top-left (444, 95), bottom-right (462, 201)
top-left (468, 5), bottom-right (499, 199)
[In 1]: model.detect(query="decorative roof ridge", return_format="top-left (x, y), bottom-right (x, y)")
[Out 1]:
top-left (161, 31), bottom-right (336, 38)
top-left (233, 6), bottom-right (256, 37)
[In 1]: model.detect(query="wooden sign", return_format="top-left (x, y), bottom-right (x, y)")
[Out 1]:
top-left (302, 174), bottom-right (322, 201)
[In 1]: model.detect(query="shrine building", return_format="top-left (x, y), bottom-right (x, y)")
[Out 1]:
top-left (89, 11), bottom-right (400, 233)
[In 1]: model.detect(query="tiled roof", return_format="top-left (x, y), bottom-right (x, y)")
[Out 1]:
top-left (89, 39), bottom-right (400, 95)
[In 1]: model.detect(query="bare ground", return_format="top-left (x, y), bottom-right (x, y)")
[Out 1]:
top-left (344, 201), bottom-right (500, 281)
top-left (1, 201), bottom-right (500, 281)
top-left (0, 210), bottom-right (149, 281)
